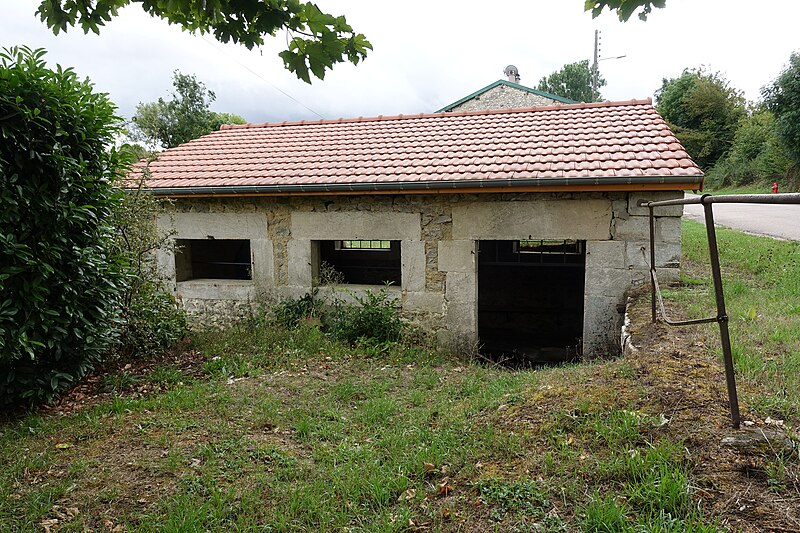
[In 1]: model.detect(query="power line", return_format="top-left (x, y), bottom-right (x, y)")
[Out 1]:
top-left (200, 36), bottom-right (325, 120)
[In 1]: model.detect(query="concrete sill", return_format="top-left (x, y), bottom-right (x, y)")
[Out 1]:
top-left (314, 284), bottom-right (402, 305)
top-left (177, 279), bottom-right (255, 301)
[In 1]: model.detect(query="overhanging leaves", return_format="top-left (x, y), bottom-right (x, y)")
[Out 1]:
top-left (35, 0), bottom-right (372, 82)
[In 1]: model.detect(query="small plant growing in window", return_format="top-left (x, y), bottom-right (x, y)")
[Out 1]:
top-left (328, 285), bottom-right (404, 345)
top-left (315, 260), bottom-right (345, 285)
top-left (272, 289), bottom-right (324, 328)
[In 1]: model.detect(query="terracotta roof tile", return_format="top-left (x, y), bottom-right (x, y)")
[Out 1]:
top-left (136, 100), bottom-right (702, 193)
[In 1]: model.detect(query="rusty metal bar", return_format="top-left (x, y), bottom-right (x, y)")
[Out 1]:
top-left (634, 192), bottom-right (800, 429)
top-left (701, 202), bottom-right (741, 428)
top-left (649, 205), bottom-right (657, 323)
top-left (642, 247), bottom-right (719, 327)
top-left (642, 192), bottom-right (800, 207)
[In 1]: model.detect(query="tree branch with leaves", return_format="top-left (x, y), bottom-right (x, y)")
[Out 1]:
top-left (35, 0), bottom-right (372, 83)
top-left (584, 0), bottom-right (666, 21)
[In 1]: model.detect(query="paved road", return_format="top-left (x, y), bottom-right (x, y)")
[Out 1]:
top-left (683, 194), bottom-right (800, 241)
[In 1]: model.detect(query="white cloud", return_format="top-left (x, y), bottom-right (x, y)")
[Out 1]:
top-left (1, 0), bottom-right (797, 124)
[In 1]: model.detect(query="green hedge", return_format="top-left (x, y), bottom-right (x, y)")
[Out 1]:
top-left (0, 47), bottom-right (126, 405)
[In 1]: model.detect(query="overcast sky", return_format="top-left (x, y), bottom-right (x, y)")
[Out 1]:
top-left (2, 1), bottom-right (798, 124)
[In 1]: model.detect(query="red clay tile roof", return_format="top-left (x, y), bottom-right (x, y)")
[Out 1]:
top-left (137, 99), bottom-right (703, 195)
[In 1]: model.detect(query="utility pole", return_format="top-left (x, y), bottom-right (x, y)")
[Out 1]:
top-left (592, 30), bottom-right (599, 102)
top-left (591, 30), bottom-right (625, 102)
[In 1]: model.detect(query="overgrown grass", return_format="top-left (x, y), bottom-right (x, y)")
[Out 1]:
top-left (0, 316), bottom-right (724, 531)
top-left (6, 221), bottom-right (799, 530)
top-left (680, 219), bottom-right (800, 423)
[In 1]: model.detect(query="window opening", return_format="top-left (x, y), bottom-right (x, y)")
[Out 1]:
top-left (317, 240), bottom-right (401, 286)
top-left (336, 240), bottom-right (392, 250)
top-left (175, 239), bottom-right (252, 281)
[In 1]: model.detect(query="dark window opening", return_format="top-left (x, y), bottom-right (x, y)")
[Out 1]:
top-left (175, 239), bottom-right (252, 281)
top-left (478, 240), bottom-right (585, 367)
top-left (317, 240), bottom-right (401, 286)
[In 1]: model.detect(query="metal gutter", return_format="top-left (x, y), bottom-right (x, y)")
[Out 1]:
top-left (143, 175), bottom-right (703, 197)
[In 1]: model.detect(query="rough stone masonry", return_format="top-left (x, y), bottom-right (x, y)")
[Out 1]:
top-left (157, 190), bottom-right (683, 357)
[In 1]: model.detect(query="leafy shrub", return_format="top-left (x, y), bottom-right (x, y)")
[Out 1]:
top-left (272, 289), bottom-right (323, 328)
top-left (0, 47), bottom-right (126, 405)
top-left (328, 287), bottom-right (404, 345)
top-left (109, 163), bottom-right (188, 359)
top-left (271, 286), bottom-right (404, 345)
top-left (117, 282), bottom-right (187, 359)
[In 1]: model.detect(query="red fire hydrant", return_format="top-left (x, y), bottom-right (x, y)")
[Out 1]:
top-left (772, 182), bottom-right (779, 194)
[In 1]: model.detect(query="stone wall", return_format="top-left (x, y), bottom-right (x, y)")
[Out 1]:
top-left (446, 84), bottom-right (562, 113)
top-left (157, 190), bottom-right (683, 355)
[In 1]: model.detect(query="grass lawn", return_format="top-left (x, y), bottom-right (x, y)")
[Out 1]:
top-left (701, 182), bottom-right (781, 195)
top-left (1, 220), bottom-right (798, 532)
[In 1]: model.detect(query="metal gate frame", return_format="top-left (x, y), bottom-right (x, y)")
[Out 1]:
top-left (638, 193), bottom-right (800, 429)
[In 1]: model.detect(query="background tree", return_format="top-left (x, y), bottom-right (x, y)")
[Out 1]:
top-left (35, 0), bottom-right (371, 83)
top-left (537, 60), bottom-right (605, 102)
top-left (705, 109), bottom-right (792, 187)
top-left (130, 71), bottom-right (246, 149)
top-left (655, 69), bottom-right (746, 170)
top-left (762, 52), bottom-right (800, 170)
top-left (0, 46), bottom-right (126, 405)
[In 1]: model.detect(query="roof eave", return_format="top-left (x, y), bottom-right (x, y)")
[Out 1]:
top-left (141, 175), bottom-right (704, 198)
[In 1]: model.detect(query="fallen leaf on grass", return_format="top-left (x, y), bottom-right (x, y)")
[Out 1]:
top-left (423, 462), bottom-right (436, 473)
top-left (55, 443), bottom-right (72, 450)
top-left (437, 477), bottom-right (454, 496)
top-left (40, 519), bottom-right (59, 532)
top-left (397, 488), bottom-right (416, 502)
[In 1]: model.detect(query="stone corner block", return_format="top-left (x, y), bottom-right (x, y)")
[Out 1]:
top-left (402, 240), bottom-right (426, 292)
top-left (287, 240), bottom-right (312, 286)
top-left (625, 241), bottom-right (681, 270)
top-left (437, 240), bottom-right (476, 272)
top-left (402, 291), bottom-right (444, 314)
top-left (613, 215), bottom-right (682, 243)
top-left (585, 240), bottom-right (626, 269)
top-left (628, 191), bottom-right (685, 217)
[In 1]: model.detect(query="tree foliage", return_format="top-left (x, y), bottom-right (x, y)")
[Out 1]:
top-left (537, 60), bottom-right (605, 103)
top-left (130, 71), bottom-right (246, 149)
top-left (655, 69), bottom-right (746, 170)
top-left (0, 46), bottom-right (126, 405)
top-left (763, 52), bottom-right (800, 168)
top-left (705, 110), bottom-right (792, 187)
top-left (35, 0), bottom-right (371, 83)
top-left (584, 0), bottom-right (666, 21)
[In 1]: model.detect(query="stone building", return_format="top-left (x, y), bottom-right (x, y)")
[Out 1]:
top-left (437, 66), bottom-right (576, 113)
top-left (142, 99), bottom-right (702, 360)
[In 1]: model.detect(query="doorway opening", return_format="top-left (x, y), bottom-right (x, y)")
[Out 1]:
top-left (477, 240), bottom-right (585, 366)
